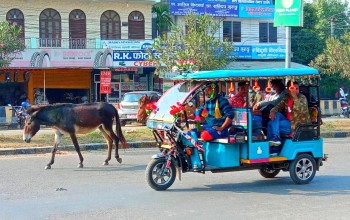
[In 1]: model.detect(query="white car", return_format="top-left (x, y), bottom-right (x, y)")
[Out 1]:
top-left (117, 91), bottom-right (161, 126)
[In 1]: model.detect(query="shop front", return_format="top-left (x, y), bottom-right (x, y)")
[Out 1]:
top-left (92, 67), bottom-right (153, 103)
top-left (0, 69), bottom-right (31, 106)
top-left (27, 68), bottom-right (91, 104)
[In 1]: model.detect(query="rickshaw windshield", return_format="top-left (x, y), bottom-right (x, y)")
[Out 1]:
top-left (148, 82), bottom-right (200, 122)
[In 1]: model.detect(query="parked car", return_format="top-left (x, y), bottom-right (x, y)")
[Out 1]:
top-left (117, 91), bottom-right (161, 126)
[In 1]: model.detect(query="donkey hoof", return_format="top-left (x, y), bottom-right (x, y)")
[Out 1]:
top-left (77, 163), bottom-right (83, 168)
top-left (117, 158), bottom-right (122, 164)
top-left (103, 161), bottom-right (109, 166)
top-left (45, 165), bottom-right (51, 170)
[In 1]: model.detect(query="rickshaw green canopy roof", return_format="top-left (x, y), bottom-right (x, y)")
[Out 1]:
top-left (172, 67), bottom-right (319, 82)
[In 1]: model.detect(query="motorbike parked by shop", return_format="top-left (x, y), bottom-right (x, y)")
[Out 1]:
top-left (8, 104), bottom-right (27, 129)
top-left (145, 67), bottom-right (327, 191)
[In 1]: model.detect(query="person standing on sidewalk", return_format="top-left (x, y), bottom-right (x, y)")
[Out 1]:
top-left (268, 81), bottom-right (311, 149)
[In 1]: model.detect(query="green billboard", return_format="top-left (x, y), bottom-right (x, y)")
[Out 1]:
top-left (274, 0), bottom-right (304, 27)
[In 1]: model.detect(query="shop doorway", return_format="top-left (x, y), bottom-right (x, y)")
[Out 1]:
top-left (37, 88), bottom-right (90, 104)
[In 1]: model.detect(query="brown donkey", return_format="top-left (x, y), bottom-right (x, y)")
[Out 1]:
top-left (23, 103), bottom-right (127, 169)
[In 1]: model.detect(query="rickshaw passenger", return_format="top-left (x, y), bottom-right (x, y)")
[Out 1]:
top-left (252, 79), bottom-right (288, 127)
top-left (268, 81), bottom-right (311, 148)
top-left (197, 83), bottom-right (235, 141)
top-left (229, 81), bottom-right (262, 131)
top-left (229, 81), bottom-right (248, 108)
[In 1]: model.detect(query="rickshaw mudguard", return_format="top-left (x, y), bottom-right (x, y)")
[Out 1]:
top-left (279, 138), bottom-right (324, 160)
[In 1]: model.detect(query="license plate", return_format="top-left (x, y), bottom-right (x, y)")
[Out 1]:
top-left (127, 114), bottom-right (136, 119)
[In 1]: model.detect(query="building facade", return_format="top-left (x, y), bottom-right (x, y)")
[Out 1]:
top-left (0, 0), bottom-right (287, 107)
top-left (0, 0), bottom-right (159, 105)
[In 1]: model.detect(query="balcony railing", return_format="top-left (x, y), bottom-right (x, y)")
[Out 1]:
top-left (23, 37), bottom-right (154, 49)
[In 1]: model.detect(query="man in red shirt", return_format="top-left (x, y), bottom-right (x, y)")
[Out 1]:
top-left (229, 81), bottom-right (248, 108)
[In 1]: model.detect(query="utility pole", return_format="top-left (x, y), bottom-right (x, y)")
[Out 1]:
top-left (330, 16), bottom-right (336, 37)
top-left (285, 27), bottom-right (291, 68)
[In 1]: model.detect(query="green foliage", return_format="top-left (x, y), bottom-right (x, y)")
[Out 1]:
top-left (152, 3), bottom-right (174, 36)
top-left (311, 32), bottom-right (350, 78)
top-left (0, 21), bottom-right (25, 68)
top-left (314, 0), bottom-right (349, 39)
top-left (291, 4), bottom-right (324, 65)
top-left (148, 13), bottom-right (234, 74)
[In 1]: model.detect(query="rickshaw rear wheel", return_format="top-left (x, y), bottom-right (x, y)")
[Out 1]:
top-left (289, 154), bottom-right (316, 184)
top-left (258, 168), bottom-right (281, 178)
top-left (145, 158), bottom-right (176, 191)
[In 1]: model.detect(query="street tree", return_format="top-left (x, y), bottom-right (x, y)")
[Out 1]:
top-left (0, 21), bottom-right (25, 68)
top-left (291, 4), bottom-right (324, 65)
top-left (152, 3), bottom-right (174, 37)
top-left (148, 13), bottom-right (234, 75)
top-left (311, 32), bottom-right (350, 78)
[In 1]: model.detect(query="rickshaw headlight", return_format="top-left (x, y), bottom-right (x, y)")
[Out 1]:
top-left (185, 148), bottom-right (193, 155)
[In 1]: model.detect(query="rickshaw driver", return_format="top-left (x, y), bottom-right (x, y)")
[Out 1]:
top-left (196, 83), bottom-right (235, 141)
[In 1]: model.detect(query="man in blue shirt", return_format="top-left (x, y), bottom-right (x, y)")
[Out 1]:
top-left (197, 83), bottom-right (235, 141)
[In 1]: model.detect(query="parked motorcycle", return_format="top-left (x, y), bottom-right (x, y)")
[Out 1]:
top-left (339, 94), bottom-right (350, 118)
top-left (8, 104), bottom-right (28, 129)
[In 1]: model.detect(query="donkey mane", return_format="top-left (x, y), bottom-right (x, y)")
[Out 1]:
top-left (27, 103), bottom-right (77, 115)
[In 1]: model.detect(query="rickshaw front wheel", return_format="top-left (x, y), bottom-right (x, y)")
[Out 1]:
top-left (145, 158), bottom-right (176, 191)
top-left (289, 154), bottom-right (316, 184)
top-left (258, 168), bottom-right (281, 178)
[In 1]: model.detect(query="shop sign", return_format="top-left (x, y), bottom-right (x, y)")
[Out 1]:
top-left (114, 67), bottom-right (138, 72)
top-left (100, 70), bottom-right (112, 94)
top-left (170, 0), bottom-right (239, 17)
top-left (274, 0), bottom-right (303, 27)
top-left (230, 45), bottom-right (285, 59)
top-left (102, 40), bottom-right (153, 50)
top-left (238, 4), bottom-right (274, 18)
top-left (169, 0), bottom-right (272, 17)
top-left (119, 82), bottom-right (147, 91)
top-left (112, 50), bottom-right (160, 67)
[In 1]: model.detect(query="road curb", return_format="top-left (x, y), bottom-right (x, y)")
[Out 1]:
top-left (0, 141), bottom-right (158, 156)
top-left (1, 132), bottom-right (350, 156)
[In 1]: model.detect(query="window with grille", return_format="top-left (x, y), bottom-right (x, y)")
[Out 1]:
top-left (128, 11), bottom-right (145, 39)
top-left (6, 9), bottom-right (25, 39)
top-left (39, 8), bottom-right (61, 47)
top-left (69, 9), bottom-right (86, 49)
top-left (100, 10), bottom-right (121, 40)
top-left (259, 22), bottom-right (277, 43)
top-left (223, 21), bottom-right (241, 42)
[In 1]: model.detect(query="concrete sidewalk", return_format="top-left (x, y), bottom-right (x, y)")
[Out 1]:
top-left (1, 131), bottom-right (349, 156)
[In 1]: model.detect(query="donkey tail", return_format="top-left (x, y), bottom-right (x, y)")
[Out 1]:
top-left (114, 107), bottom-right (128, 148)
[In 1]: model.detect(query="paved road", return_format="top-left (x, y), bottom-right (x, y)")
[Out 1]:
top-left (0, 138), bottom-right (349, 219)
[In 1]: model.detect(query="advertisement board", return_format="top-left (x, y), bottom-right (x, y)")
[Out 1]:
top-left (231, 45), bottom-right (286, 59)
top-left (274, 0), bottom-right (303, 27)
top-left (100, 70), bottom-right (112, 94)
top-left (169, 0), bottom-right (273, 17)
top-left (112, 50), bottom-right (160, 67)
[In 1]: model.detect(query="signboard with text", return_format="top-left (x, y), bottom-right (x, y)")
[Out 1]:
top-left (274, 0), bottom-right (303, 27)
top-left (170, 0), bottom-right (273, 17)
top-left (100, 70), bottom-right (112, 94)
top-left (102, 40), bottom-right (153, 50)
top-left (112, 50), bottom-right (160, 67)
top-left (231, 45), bottom-right (285, 59)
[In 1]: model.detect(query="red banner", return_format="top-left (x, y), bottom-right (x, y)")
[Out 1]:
top-left (100, 70), bottom-right (112, 94)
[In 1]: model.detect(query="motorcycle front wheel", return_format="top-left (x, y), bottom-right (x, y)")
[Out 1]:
top-left (145, 158), bottom-right (176, 191)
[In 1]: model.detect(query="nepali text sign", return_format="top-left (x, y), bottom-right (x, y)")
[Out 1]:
top-left (231, 45), bottom-right (285, 59)
top-left (274, 0), bottom-right (303, 27)
top-left (102, 40), bottom-right (153, 50)
top-left (100, 70), bottom-right (112, 94)
top-left (112, 50), bottom-right (160, 67)
top-left (170, 1), bottom-right (273, 17)
top-left (239, 4), bottom-right (274, 18)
